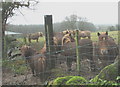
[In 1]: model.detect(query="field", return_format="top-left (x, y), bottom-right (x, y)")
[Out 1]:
top-left (2, 30), bottom-right (119, 85)
top-left (17, 31), bottom-right (119, 50)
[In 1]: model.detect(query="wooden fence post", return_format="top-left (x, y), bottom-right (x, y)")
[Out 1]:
top-left (0, 10), bottom-right (2, 59)
top-left (0, 8), bottom-right (2, 86)
top-left (44, 15), bottom-right (55, 69)
top-left (118, 2), bottom-right (120, 77)
top-left (75, 29), bottom-right (80, 74)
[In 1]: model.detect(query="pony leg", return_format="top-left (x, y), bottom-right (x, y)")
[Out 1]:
top-left (90, 59), bottom-right (96, 72)
top-left (88, 36), bottom-right (91, 39)
top-left (89, 54), bottom-right (96, 72)
top-left (36, 38), bottom-right (39, 42)
top-left (66, 57), bottom-right (72, 71)
top-left (28, 38), bottom-right (31, 43)
top-left (29, 63), bottom-right (35, 76)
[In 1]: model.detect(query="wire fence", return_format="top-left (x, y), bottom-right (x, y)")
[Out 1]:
top-left (3, 32), bottom-right (119, 65)
top-left (2, 32), bottom-right (119, 85)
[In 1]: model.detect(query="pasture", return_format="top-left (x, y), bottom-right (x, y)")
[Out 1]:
top-left (2, 30), bottom-right (119, 85)
top-left (17, 30), bottom-right (119, 50)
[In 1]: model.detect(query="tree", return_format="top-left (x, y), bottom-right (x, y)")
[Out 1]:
top-left (1, 0), bottom-right (38, 58)
top-left (116, 24), bottom-right (119, 30)
top-left (60, 14), bottom-right (96, 31)
top-left (64, 14), bottom-right (77, 29)
top-left (78, 21), bottom-right (96, 31)
top-left (107, 26), bottom-right (116, 31)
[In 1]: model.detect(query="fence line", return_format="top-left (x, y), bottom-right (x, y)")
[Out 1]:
top-left (2, 50), bottom-right (118, 70)
top-left (4, 40), bottom-right (119, 62)
top-left (2, 32), bottom-right (119, 84)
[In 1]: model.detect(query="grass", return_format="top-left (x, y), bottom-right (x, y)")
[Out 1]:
top-left (91, 31), bottom-right (118, 43)
top-left (17, 36), bottom-right (45, 51)
top-left (2, 57), bottom-right (28, 74)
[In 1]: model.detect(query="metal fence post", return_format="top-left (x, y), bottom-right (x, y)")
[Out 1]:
top-left (44, 15), bottom-right (55, 69)
top-left (75, 29), bottom-right (80, 74)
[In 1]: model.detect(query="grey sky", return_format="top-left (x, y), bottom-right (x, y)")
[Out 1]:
top-left (9, 2), bottom-right (118, 25)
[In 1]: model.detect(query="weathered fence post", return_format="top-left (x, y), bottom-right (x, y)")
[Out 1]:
top-left (0, 10), bottom-right (2, 59)
top-left (118, 2), bottom-right (120, 77)
top-left (75, 29), bottom-right (80, 73)
top-left (44, 15), bottom-right (55, 69)
top-left (0, 7), bottom-right (2, 86)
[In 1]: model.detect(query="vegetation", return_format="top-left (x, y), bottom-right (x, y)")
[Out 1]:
top-left (47, 60), bottom-right (120, 86)
top-left (2, 35), bottom-right (45, 75)
top-left (90, 60), bottom-right (119, 82)
top-left (47, 76), bottom-right (120, 86)
top-left (108, 26), bottom-right (117, 31)
top-left (2, 0), bottom-right (39, 58)
top-left (6, 24), bottom-right (45, 34)
top-left (7, 14), bottom-right (97, 34)
top-left (3, 57), bottom-right (28, 75)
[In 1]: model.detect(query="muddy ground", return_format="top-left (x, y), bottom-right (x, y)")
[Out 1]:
top-left (2, 55), bottom-right (101, 85)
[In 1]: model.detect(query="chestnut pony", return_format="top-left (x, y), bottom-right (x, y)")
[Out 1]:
top-left (20, 45), bottom-right (46, 82)
top-left (61, 33), bottom-right (95, 71)
top-left (28, 32), bottom-right (43, 43)
top-left (94, 31), bottom-right (118, 68)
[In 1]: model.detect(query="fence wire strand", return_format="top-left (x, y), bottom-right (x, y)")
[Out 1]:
top-left (2, 33), bottom-right (119, 85)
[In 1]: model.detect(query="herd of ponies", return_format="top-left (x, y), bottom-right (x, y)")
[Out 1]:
top-left (7, 29), bottom-right (119, 82)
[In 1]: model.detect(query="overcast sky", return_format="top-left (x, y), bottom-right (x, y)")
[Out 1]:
top-left (8, 1), bottom-right (118, 25)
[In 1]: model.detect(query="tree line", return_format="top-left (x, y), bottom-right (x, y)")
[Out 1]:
top-left (6, 14), bottom-right (118, 34)
top-left (7, 14), bottom-right (97, 34)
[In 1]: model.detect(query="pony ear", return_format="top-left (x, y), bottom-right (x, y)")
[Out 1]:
top-left (97, 32), bottom-right (100, 36)
top-left (106, 31), bottom-right (108, 35)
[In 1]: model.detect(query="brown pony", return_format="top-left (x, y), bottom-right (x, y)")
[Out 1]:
top-left (61, 33), bottom-right (95, 71)
top-left (40, 36), bottom-right (59, 54)
top-left (53, 32), bottom-right (64, 53)
top-left (20, 45), bottom-right (46, 82)
top-left (28, 32), bottom-right (43, 43)
top-left (70, 30), bottom-right (91, 39)
top-left (94, 31), bottom-right (118, 68)
top-left (79, 30), bottom-right (91, 39)
top-left (62, 29), bottom-right (71, 35)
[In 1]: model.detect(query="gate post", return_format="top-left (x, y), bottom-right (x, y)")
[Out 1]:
top-left (44, 15), bottom-right (55, 69)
